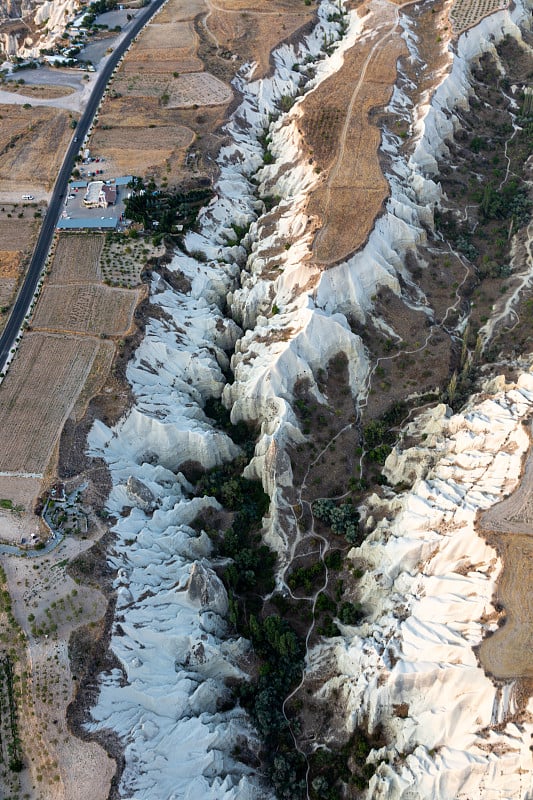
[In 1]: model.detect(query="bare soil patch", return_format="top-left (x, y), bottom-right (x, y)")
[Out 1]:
top-left (205, 0), bottom-right (314, 78)
top-left (1, 82), bottom-right (75, 98)
top-left (0, 217), bottom-right (39, 251)
top-left (480, 432), bottom-right (533, 536)
top-left (0, 218), bottom-right (39, 332)
top-left (0, 104), bottom-right (76, 192)
top-left (0, 251), bottom-right (22, 278)
top-left (32, 285), bottom-right (139, 336)
top-left (478, 533), bottom-right (533, 679)
top-left (0, 475), bottom-right (42, 544)
top-left (0, 333), bottom-right (99, 474)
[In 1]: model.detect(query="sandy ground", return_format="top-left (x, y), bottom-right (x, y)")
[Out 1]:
top-left (0, 476), bottom-right (42, 544)
top-left (478, 430), bottom-right (533, 679)
top-left (478, 532), bottom-right (533, 679)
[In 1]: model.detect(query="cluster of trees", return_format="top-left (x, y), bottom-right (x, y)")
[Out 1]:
top-left (287, 561), bottom-right (324, 593)
top-left (204, 398), bottom-right (255, 457)
top-left (478, 179), bottom-right (531, 227)
top-left (361, 401), bottom-right (407, 467)
top-left (238, 615), bottom-right (306, 798)
top-left (1, 657), bottom-right (23, 773)
top-left (312, 499), bottom-right (360, 543)
top-left (124, 178), bottom-right (213, 236)
top-left (308, 729), bottom-right (376, 797)
top-left (83, 0), bottom-right (118, 26)
top-left (195, 458), bottom-right (308, 796)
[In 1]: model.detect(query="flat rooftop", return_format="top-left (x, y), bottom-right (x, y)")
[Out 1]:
top-left (57, 217), bottom-right (118, 230)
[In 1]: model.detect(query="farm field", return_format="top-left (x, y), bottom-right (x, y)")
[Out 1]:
top-left (0, 333), bottom-right (99, 474)
top-left (90, 116), bottom-right (195, 179)
top-left (167, 72), bottom-right (232, 107)
top-left (0, 104), bottom-right (76, 194)
top-left (89, 0), bottom-right (313, 185)
top-left (89, 0), bottom-right (215, 185)
top-left (303, 0), bottom-right (405, 265)
top-left (32, 284), bottom-right (139, 336)
top-left (47, 233), bottom-right (104, 284)
top-left (450, 0), bottom-right (508, 33)
top-left (100, 233), bottom-right (165, 287)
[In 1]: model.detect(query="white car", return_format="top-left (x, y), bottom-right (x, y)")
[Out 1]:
top-left (22, 194), bottom-right (34, 201)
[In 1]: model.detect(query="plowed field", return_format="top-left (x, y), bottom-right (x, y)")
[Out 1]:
top-left (0, 334), bottom-right (99, 474)
top-left (32, 285), bottom-right (138, 336)
top-left (49, 233), bottom-right (104, 284)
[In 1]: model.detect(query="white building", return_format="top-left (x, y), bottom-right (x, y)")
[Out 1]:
top-left (83, 180), bottom-right (117, 208)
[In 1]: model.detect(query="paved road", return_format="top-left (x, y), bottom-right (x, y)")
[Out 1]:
top-left (0, 0), bottom-right (167, 372)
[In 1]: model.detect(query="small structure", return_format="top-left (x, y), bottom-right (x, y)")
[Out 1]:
top-left (114, 175), bottom-right (133, 186)
top-left (102, 184), bottom-right (116, 205)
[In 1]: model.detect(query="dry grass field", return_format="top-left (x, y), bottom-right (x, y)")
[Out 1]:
top-left (0, 334), bottom-right (100, 474)
top-left (0, 217), bottom-right (40, 330)
top-left (90, 113), bottom-right (195, 179)
top-left (32, 285), bottom-right (139, 336)
top-left (303, 0), bottom-right (405, 265)
top-left (0, 104), bottom-right (76, 193)
top-left (49, 233), bottom-right (104, 284)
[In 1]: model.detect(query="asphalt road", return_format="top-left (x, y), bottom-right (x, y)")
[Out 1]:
top-left (0, 0), bottom-right (168, 372)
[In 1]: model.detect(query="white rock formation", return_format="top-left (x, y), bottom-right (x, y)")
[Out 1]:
top-left (85, 0), bottom-right (533, 795)
top-left (310, 375), bottom-right (533, 799)
top-left (0, 0), bottom-right (80, 57)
